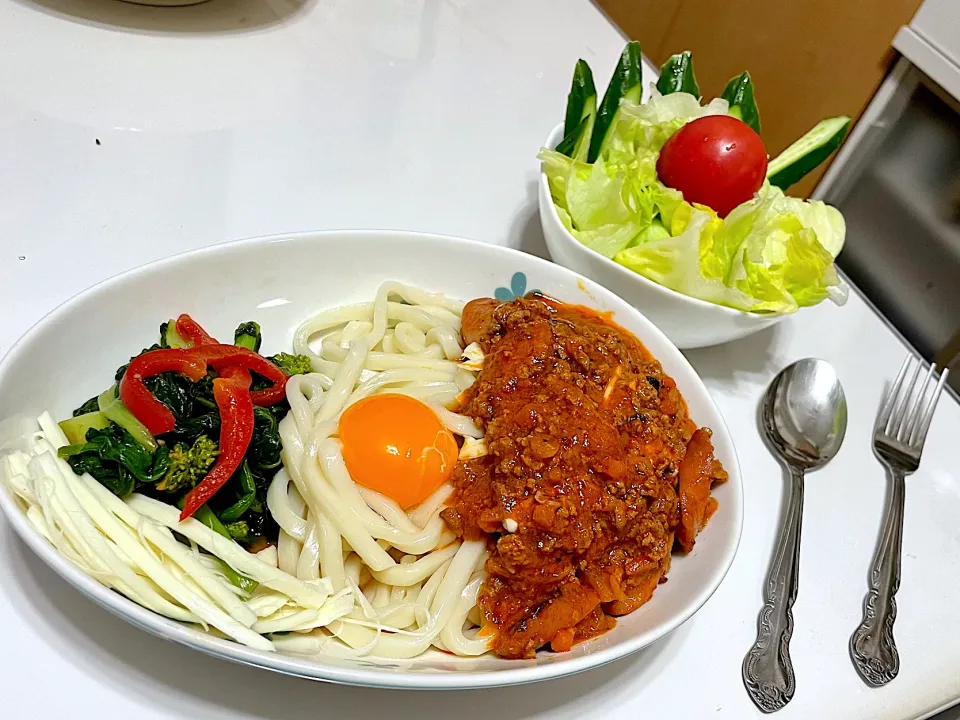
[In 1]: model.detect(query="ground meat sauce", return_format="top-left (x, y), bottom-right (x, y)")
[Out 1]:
top-left (442, 295), bottom-right (727, 659)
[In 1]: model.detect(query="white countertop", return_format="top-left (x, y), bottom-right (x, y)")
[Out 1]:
top-left (2, 1), bottom-right (960, 718)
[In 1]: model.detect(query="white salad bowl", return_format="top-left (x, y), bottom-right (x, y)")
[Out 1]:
top-left (539, 124), bottom-right (784, 349)
top-left (0, 230), bottom-right (742, 689)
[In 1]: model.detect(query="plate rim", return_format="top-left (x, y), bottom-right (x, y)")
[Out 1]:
top-left (0, 228), bottom-right (744, 689)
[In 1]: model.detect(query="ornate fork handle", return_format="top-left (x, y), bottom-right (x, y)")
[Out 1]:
top-left (850, 466), bottom-right (905, 686)
top-left (743, 465), bottom-right (804, 713)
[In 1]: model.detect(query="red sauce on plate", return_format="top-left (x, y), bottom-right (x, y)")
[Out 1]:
top-left (442, 295), bottom-right (727, 659)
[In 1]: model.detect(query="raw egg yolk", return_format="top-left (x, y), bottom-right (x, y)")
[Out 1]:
top-left (338, 394), bottom-right (459, 509)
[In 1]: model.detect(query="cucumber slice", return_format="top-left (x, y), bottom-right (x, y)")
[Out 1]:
top-left (555, 126), bottom-right (578, 156)
top-left (588, 41), bottom-right (643, 163)
top-left (721, 72), bottom-right (761, 134)
top-left (58, 411), bottom-right (111, 445)
top-left (556, 112), bottom-right (595, 161)
top-left (656, 51), bottom-right (700, 99)
top-left (563, 60), bottom-right (597, 141)
top-left (767, 116), bottom-right (851, 190)
top-left (572, 109), bottom-right (595, 161)
top-left (557, 60), bottom-right (597, 160)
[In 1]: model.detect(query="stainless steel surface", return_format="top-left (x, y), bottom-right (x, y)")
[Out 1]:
top-left (822, 72), bottom-right (960, 392)
top-left (743, 360), bottom-right (848, 713)
top-left (850, 356), bottom-right (951, 686)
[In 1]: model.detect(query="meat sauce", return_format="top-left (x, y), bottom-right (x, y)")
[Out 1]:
top-left (442, 295), bottom-right (727, 659)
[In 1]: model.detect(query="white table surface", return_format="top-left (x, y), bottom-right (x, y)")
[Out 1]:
top-left (2, 1), bottom-right (960, 718)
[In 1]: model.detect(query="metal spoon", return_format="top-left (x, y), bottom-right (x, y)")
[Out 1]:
top-left (742, 359), bottom-right (848, 713)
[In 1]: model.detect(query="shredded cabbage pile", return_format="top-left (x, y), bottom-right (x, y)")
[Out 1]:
top-left (539, 90), bottom-right (848, 314)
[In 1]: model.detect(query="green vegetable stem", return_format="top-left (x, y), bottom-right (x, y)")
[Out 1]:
top-left (234, 322), bottom-right (262, 352)
top-left (59, 411), bottom-right (111, 445)
top-left (160, 320), bottom-right (188, 349)
top-left (98, 386), bottom-right (157, 451)
top-left (219, 460), bottom-right (257, 522)
top-left (192, 504), bottom-right (259, 593)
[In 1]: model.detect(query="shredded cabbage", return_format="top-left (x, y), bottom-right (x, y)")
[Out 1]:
top-left (0, 413), bottom-right (356, 652)
top-left (539, 89), bottom-right (848, 314)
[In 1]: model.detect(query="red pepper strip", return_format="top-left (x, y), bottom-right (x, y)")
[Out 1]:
top-left (180, 365), bottom-right (254, 520)
top-left (118, 342), bottom-right (289, 436)
top-left (119, 349), bottom-right (208, 435)
top-left (190, 345), bottom-right (289, 406)
top-left (175, 316), bottom-right (287, 404)
top-left (175, 314), bottom-right (217, 346)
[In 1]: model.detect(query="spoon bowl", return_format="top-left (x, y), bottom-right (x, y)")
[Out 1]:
top-left (764, 358), bottom-right (848, 469)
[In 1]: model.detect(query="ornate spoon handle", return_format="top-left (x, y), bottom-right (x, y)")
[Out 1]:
top-left (850, 466), bottom-right (905, 686)
top-left (743, 465), bottom-right (804, 713)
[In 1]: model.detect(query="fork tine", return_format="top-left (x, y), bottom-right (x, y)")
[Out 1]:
top-left (888, 359), bottom-right (922, 438)
top-left (909, 367), bottom-right (950, 449)
top-left (883, 356), bottom-right (913, 437)
top-left (898, 363), bottom-right (936, 443)
top-left (876, 357), bottom-right (911, 433)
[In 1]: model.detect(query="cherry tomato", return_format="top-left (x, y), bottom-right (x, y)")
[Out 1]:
top-left (656, 115), bottom-right (767, 218)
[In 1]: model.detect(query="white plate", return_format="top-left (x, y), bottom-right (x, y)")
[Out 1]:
top-left (0, 230), bottom-right (743, 689)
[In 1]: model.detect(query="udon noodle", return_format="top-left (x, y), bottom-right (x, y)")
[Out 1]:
top-left (267, 282), bottom-right (491, 658)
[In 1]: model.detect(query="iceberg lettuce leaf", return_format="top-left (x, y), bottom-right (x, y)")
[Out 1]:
top-left (539, 95), bottom-right (848, 315)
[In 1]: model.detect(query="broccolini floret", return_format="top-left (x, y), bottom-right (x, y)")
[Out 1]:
top-left (268, 352), bottom-right (312, 376)
top-left (156, 435), bottom-right (218, 493)
top-left (224, 520), bottom-right (250, 543)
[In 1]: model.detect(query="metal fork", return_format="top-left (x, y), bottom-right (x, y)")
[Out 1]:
top-left (850, 356), bottom-right (950, 686)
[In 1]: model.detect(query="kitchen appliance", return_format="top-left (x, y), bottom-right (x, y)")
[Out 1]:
top-left (816, 0), bottom-right (960, 390)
